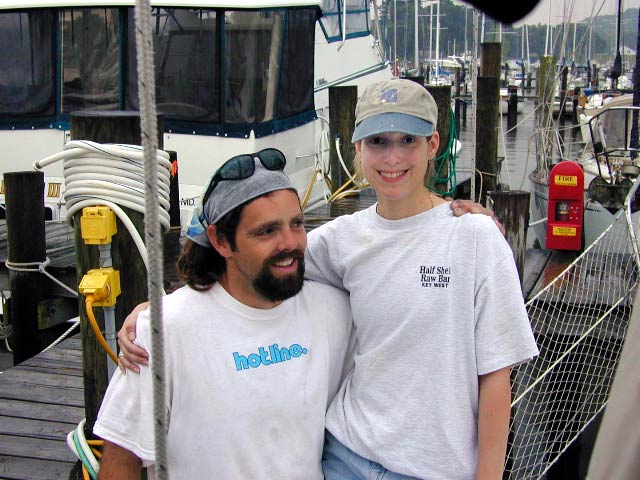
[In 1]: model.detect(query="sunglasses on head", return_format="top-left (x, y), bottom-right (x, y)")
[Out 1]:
top-left (202, 148), bottom-right (287, 204)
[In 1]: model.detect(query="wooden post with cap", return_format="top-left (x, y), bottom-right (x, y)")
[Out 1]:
top-left (70, 110), bottom-right (164, 431)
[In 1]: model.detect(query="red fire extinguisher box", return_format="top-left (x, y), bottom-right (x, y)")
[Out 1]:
top-left (545, 161), bottom-right (584, 251)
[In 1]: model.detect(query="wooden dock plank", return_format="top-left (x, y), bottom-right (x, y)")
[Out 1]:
top-left (14, 361), bottom-right (83, 377)
top-left (0, 380), bottom-right (84, 407)
top-left (0, 434), bottom-right (77, 462)
top-left (0, 399), bottom-right (84, 423)
top-left (0, 368), bottom-right (84, 389)
top-left (0, 455), bottom-right (77, 480)
top-left (0, 416), bottom-right (78, 441)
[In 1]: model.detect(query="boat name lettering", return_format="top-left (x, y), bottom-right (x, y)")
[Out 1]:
top-left (552, 226), bottom-right (577, 237)
top-left (180, 198), bottom-right (196, 206)
top-left (554, 175), bottom-right (578, 186)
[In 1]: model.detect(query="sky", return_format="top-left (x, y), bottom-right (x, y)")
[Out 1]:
top-left (514, 0), bottom-right (640, 26)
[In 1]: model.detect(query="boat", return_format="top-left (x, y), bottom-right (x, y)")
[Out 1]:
top-left (577, 92), bottom-right (632, 144)
top-left (529, 101), bottom-right (640, 251)
top-left (0, 0), bottom-right (391, 229)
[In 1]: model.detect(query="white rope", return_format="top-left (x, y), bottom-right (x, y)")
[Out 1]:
top-left (134, 2), bottom-right (169, 478)
top-left (5, 257), bottom-right (78, 297)
top-left (42, 319), bottom-right (80, 352)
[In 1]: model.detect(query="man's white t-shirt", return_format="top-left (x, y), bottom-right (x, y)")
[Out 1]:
top-left (94, 281), bottom-right (353, 479)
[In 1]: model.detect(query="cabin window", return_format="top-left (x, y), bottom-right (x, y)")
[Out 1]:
top-left (224, 10), bottom-right (283, 124)
top-left (319, 0), bottom-right (369, 43)
top-left (0, 11), bottom-right (55, 117)
top-left (126, 8), bottom-right (218, 122)
top-left (277, 9), bottom-right (316, 119)
top-left (0, 6), bottom-right (318, 137)
top-left (60, 8), bottom-right (120, 113)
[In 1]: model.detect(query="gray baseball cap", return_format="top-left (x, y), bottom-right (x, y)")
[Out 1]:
top-left (187, 157), bottom-right (295, 248)
top-left (352, 78), bottom-right (438, 142)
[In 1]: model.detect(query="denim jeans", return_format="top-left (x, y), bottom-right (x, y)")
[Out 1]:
top-left (322, 430), bottom-right (420, 480)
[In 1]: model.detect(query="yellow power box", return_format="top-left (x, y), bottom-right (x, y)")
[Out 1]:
top-left (78, 268), bottom-right (121, 306)
top-left (80, 206), bottom-right (117, 245)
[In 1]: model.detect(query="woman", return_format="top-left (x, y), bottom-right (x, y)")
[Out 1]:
top-left (119, 79), bottom-right (537, 479)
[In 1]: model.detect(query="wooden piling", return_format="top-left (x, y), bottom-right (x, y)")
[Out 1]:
top-left (426, 85), bottom-right (452, 195)
top-left (559, 66), bottom-right (569, 118)
top-left (454, 69), bottom-right (462, 134)
top-left (507, 90), bottom-right (518, 129)
top-left (4, 172), bottom-right (46, 364)
top-left (488, 190), bottom-right (530, 290)
top-left (539, 56), bottom-right (557, 130)
top-left (572, 87), bottom-right (581, 124)
top-left (329, 86), bottom-right (358, 193)
top-left (475, 77), bottom-right (500, 203)
top-left (480, 42), bottom-right (502, 78)
top-left (70, 111), bottom-right (164, 431)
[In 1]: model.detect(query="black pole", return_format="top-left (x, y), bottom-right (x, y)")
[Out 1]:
top-left (611, 0), bottom-right (623, 88)
top-left (5, 172), bottom-right (46, 364)
top-left (631, 7), bottom-right (640, 155)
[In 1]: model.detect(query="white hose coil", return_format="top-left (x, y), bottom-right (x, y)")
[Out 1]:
top-left (34, 140), bottom-right (172, 231)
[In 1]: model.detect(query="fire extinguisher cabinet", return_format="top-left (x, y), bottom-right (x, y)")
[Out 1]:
top-left (545, 161), bottom-right (585, 251)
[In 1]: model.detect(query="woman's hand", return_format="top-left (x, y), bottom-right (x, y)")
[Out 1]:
top-left (449, 199), bottom-right (506, 235)
top-left (117, 302), bottom-right (149, 374)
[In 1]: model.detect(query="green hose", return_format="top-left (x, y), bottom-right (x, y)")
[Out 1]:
top-left (429, 108), bottom-right (459, 197)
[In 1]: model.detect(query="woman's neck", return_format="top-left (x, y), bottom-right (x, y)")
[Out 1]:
top-left (375, 189), bottom-right (445, 220)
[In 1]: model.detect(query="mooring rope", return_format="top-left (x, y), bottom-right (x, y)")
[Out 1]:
top-left (134, 1), bottom-right (169, 478)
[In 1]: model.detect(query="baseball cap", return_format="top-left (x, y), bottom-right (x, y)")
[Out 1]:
top-left (186, 157), bottom-right (295, 248)
top-left (352, 78), bottom-right (438, 143)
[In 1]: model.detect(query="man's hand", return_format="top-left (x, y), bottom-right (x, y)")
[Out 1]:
top-left (117, 302), bottom-right (150, 374)
top-left (449, 199), bottom-right (506, 236)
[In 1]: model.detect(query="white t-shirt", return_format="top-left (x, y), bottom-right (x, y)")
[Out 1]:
top-left (94, 281), bottom-right (354, 480)
top-left (306, 202), bottom-right (539, 479)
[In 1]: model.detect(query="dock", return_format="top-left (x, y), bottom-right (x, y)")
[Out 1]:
top-left (0, 336), bottom-right (83, 480)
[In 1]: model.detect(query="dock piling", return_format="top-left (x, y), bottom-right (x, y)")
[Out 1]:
top-left (488, 190), bottom-right (530, 290)
top-left (475, 77), bottom-right (500, 203)
top-left (4, 171), bottom-right (46, 364)
top-left (426, 85), bottom-right (452, 194)
top-left (329, 86), bottom-right (358, 193)
top-left (70, 111), bottom-right (164, 431)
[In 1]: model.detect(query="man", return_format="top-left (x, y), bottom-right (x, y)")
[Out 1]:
top-left (94, 150), bottom-right (354, 479)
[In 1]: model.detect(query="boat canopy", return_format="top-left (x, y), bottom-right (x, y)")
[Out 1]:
top-left (0, 3), bottom-right (320, 137)
top-left (0, 1), bottom-right (321, 10)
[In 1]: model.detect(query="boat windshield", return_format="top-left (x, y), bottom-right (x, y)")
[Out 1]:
top-left (319, 0), bottom-right (369, 42)
top-left (0, 6), bottom-right (318, 137)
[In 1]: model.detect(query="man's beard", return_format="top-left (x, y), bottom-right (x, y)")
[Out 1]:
top-left (253, 250), bottom-right (305, 302)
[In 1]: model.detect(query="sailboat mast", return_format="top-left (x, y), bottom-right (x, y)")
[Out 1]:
top-left (415, 0), bottom-right (418, 72)
top-left (394, 0), bottom-right (397, 76)
top-left (435, 0), bottom-right (440, 80)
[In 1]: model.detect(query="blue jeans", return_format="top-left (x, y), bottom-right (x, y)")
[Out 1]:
top-left (322, 430), bottom-right (420, 480)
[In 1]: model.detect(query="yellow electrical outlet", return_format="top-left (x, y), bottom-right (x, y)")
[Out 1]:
top-left (79, 268), bottom-right (121, 306)
top-left (80, 206), bottom-right (117, 244)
